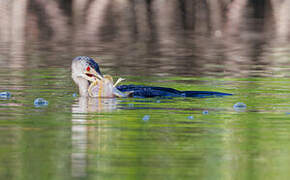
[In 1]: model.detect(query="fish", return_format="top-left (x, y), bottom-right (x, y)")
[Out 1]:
top-left (88, 75), bottom-right (132, 98)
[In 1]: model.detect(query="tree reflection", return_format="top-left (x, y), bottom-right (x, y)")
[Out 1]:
top-left (0, 0), bottom-right (289, 77)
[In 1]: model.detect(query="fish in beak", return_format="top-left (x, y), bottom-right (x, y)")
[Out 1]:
top-left (72, 56), bottom-right (132, 97)
top-left (88, 75), bottom-right (132, 98)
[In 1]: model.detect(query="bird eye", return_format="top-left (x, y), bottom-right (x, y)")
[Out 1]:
top-left (86, 66), bottom-right (90, 71)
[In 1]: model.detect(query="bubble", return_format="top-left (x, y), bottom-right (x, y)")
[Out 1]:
top-left (214, 30), bottom-right (222, 38)
top-left (233, 102), bottom-right (247, 111)
top-left (142, 115), bottom-right (150, 121)
top-left (0, 91), bottom-right (11, 99)
top-left (34, 98), bottom-right (48, 107)
top-left (187, 115), bottom-right (194, 120)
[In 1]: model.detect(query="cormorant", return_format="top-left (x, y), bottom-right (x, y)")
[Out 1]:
top-left (72, 56), bottom-right (232, 98)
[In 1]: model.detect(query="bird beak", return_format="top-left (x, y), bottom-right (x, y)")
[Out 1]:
top-left (84, 66), bottom-right (103, 82)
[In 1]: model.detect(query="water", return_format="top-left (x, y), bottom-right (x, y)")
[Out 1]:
top-left (1, 1), bottom-right (290, 179)
top-left (1, 66), bottom-right (290, 179)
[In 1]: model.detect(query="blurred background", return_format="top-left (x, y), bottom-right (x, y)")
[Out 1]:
top-left (0, 0), bottom-right (290, 77)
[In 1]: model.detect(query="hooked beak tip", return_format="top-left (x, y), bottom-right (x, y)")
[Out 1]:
top-left (96, 73), bottom-right (103, 80)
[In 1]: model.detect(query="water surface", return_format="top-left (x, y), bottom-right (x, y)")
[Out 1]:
top-left (1, 0), bottom-right (290, 179)
top-left (1, 64), bottom-right (290, 179)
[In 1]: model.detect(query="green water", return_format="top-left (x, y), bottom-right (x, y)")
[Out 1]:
top-left (1, 0), bottom-right (290, 179)
top-left (1, 66), bottom-right (290, 180)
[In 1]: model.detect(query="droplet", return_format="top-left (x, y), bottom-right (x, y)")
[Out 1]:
top-left (142, 115), bottom-right (150, 121)
top-left (233, 102), bottom-right (246, 111)
top-left (0, 91), bottom-right (11, 99)
top-left (187, 115), bottom-right (194, 120)
top-left (34, 98), bottom-right (48, 107)
top-left (202, 110), bottom-right (209, 115)
top-left (214, 30), bottom-right (222, 38)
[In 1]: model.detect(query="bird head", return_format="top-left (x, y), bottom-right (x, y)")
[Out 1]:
top-left (72, 56), bottom-right (103, 96)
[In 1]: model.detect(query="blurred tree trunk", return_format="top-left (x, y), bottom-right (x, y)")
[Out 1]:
top-left (271, 0), bottom-right (290, 42)
top-left (0, 0), bottom-right (10, 43)
top-left (225, 0), bottom-right (248, 36)
top-left (134, 0), bottom-right (150, 42)
top-left (112, 0), bottom-right (136, 43)
top-left (184, 0), bottom-right (194, 30)
top-left (86, 0), bottom-right (111, 41)
top-left (207, 0), bottom-right (223, 37)
top-left (73, 0), bottom-right (89, 26)
top-left (11, 0), bottom-right (27, 43)
top-left (194, 0), bottom-right (209, 34)
top-left (223, 0), bottom-right (250, 76)
top-left (263, 0), bottom-right (275, 41)
top-left (10, 0), bottom-right (28, 69)
top-left (35, 0), bottom-right (69, 41)
top-left (152, 0), bottom-right (182, 53)
top-left (72, 0), bottom-right (89, 53)
top-left (0, 0), bottom-right (28, 67)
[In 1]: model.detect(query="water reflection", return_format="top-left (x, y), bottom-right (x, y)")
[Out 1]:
top-left (0, 0), bottom-right (289, 77)
top-left (71, 104), bottom-right (87, 178)
top-left (71, 97), bottom-right (118, 177)
top-left (72, 97), bottom-right (118, 113)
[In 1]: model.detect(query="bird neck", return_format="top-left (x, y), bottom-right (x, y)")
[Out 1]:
top-left (72, 75), bottom-right (89, 97)
top-left (78, 79), bottom-right (89, 97)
